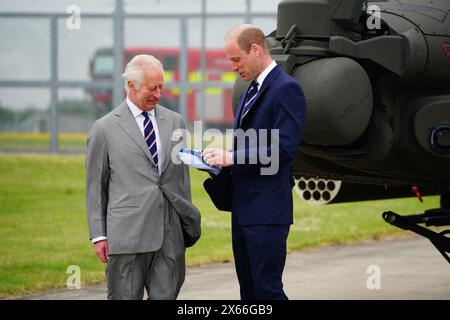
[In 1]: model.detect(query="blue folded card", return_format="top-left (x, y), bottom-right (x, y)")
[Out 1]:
top-left (179, 149), bottom-right (222, 176)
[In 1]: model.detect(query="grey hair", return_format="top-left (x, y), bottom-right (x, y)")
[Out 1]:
top-left (122, 54), bottom-right (164, 93)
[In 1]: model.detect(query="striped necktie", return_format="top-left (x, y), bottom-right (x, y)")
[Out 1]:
top-left (241, 80), bottom-right (259, 121)
top-left (142, 112), bottom-right (159, 169)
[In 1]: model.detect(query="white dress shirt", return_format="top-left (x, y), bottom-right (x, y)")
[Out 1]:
top-left (125, 96), bottom-right (164, 175)
top-left (256, 60), bottom-right (277, 90)
top-left (91, 97), bottom-right (164, 244)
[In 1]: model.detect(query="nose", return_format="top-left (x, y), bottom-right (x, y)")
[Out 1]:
top-left (231, 63), bottom-right (239, 72)
top-left (154, 87), bottom-right (161, 99)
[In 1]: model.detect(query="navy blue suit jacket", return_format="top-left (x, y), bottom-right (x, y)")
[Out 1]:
top-left (205, 65), bottom-right (306, 225)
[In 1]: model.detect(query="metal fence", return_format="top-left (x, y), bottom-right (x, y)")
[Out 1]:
top-left (0, 0), bottom-right (277, 153)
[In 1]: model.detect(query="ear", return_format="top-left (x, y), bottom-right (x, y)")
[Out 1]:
top-left (250, 43), bottom-right (260, 56)
top-left (127, 80), bottom-right (135, 93)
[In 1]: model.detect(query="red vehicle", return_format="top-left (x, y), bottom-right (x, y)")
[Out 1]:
top-left (87, 47), bottom-right (236, 126)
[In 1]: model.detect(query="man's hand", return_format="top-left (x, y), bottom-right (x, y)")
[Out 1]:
top-left (94, 240), bottom-right (109, 263)
top-left (202, 148), bottom-right (234, 167)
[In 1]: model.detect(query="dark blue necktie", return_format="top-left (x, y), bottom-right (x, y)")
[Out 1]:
top-left (241, 80), bottom-right (259, 121)
top-left (142, 112), bottom-right (159, 169)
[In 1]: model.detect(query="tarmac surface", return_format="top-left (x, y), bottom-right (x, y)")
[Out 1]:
top-left (14, 235), bottom-right (450, 300)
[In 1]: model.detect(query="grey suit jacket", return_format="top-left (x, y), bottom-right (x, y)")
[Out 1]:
top-left (86, 100), bottom-right (201, 254)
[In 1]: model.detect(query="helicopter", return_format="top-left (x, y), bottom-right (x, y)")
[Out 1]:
top-left (231, 0), bottom-right (450, 263)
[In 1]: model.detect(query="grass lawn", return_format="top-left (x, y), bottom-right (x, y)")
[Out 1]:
top-left (0, 132), bottom-right (87, 153)
top-left (0, 153), bottom-right (440, 298)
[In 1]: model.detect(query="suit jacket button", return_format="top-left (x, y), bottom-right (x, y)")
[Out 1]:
top-left (159, 204), bottom-right (163, 209)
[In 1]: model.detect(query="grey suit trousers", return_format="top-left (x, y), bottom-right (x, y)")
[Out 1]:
top-left (105, 197), bottom-right (186, 300)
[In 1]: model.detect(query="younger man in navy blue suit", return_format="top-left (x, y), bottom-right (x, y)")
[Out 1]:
top-left (202, 24), bottom-right (306, 300)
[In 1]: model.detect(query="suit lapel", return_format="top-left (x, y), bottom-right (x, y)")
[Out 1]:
top-left (154, 105), bottom-right (171, 174)
top-left (235, 65), bottom-right (281, 128)
top-left (115, 101), bottom-right (155, 164)
top-left (234, 85), bottom-right (248, 129)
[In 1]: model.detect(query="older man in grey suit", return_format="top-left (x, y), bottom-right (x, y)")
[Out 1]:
top-left (86, 54), bottom-right (201, 300)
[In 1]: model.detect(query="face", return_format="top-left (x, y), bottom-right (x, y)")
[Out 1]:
top-left (225, 39), bottom-right (260, 81)
top-left (128, 67), bottom-right (164, 111)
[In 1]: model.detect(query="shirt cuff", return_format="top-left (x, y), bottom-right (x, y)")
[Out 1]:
top-left (92, 236), bottom-right (107, 244)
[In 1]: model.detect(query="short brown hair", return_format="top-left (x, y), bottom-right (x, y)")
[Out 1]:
top-left (236, 27), bottom-right (268, 53)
